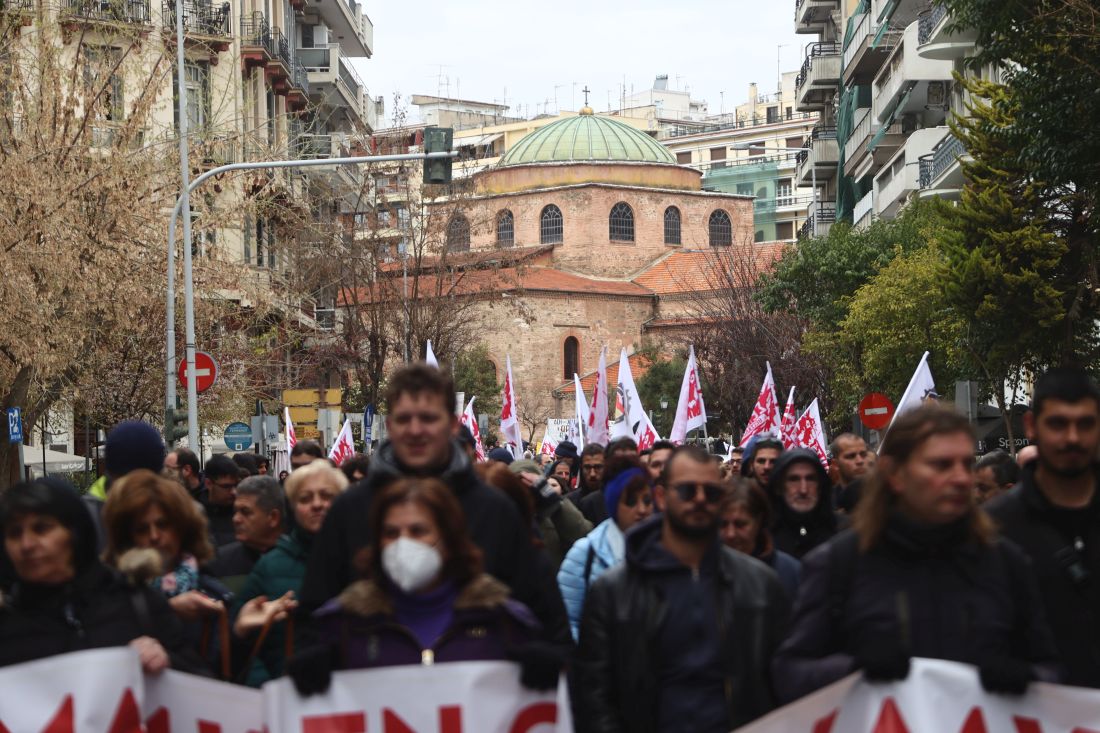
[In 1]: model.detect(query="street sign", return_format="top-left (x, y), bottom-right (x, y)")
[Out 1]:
top-left (859, 392), bottom-right (895, 431)
top-left (178, 351), bottom-right (219, 394)
top-left (363, 405), bottom-right (375, 446)
top-left (223, 421), bottom-right (253, 451)
top-left (6, 408), bottom-right (22, 444)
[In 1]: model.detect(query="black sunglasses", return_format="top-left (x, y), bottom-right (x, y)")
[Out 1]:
top-left (670, 482), bottom-right (724, 503)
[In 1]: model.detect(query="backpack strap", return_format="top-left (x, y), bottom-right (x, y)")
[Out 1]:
top-left (582, 543), bottom-right (597, 592)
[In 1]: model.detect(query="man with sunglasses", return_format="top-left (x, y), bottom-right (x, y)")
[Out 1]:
top-left (574, 445), bottom-right (790, 732)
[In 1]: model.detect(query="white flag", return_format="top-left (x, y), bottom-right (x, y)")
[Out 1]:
top-left (500, 355), bottom-right (524, 459)
top-left (587, 347), bottom-right (610, 446)
top-left (740, 361), bottom-right (781, 447)
top-left (573, 374), bottom-right (589, 449)
top-left (425, 340), bottom-right (439, 367)
top-left (891, 351), bottom-right (937, 426)
top-left (780, 386), bottom-right (798, 450)
top-left (795, 398), bottom-right (829, 468)
top-left (670, 345), bottom-right (707, 444)
top-left (328, 419), bottom-right (355, 466)
top-left (609, 347), bottom-right (660, 450)
top-left (284, 406), bottom-right (297, 452)
top-left (460, 397), bottom-right (486, 462)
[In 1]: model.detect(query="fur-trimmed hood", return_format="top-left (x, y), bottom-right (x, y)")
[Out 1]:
top-left (336, 573), bottom-right (513, 619)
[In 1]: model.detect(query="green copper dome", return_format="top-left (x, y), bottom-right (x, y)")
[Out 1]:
top-left (500, 112), bottom-right (676, 167)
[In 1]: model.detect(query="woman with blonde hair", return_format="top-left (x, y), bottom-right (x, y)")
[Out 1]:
top-left (773, 404), bottom-right (1060, 703)
top-left (233, 459), bottom-right (349, 686)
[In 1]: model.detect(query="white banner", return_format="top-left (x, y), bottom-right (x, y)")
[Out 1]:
top-left (263, 661), bottom-right (571, 733)
top-left (735, 658), bottom-right (1100, 733)
top-left (0, 650), bottom-right (564, 733)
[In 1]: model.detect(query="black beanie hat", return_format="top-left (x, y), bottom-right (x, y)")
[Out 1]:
top-left (105, 420), bottom-right (165, 479)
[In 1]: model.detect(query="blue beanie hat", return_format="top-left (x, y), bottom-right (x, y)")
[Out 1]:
top-left (487, 447), bottom-right (514, 465)
top-left (604, 467), bottom-right (647, 520)
top-left (105, 420), bottom-right (166, 478)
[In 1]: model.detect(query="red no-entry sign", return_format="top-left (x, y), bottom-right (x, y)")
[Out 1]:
top-left (859, 392), bottom-right (895, 431)
top-left (178, 351), bottom-right (218, 393)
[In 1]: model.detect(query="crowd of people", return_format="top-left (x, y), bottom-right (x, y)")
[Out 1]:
top-left (1, 363), bottom-right (1099, 732)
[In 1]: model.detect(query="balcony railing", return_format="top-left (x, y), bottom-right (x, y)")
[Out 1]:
top-left (65, 0), bottom-right (148, 23)
top-left (240, 12), bottom-right (273, 54)
top-left (1, 0), bottom-right (33, 12)
top-left (338, 56), bottom-right (361, 97)
top-left (294, 132), bottom-right (332, 159)
top-left (918, 3), bottom-right (949, 45)
top-left (919, 132), bottom-right (965, 187)
top-left (291, 59), bottom-right (309, 94)
top-left (162, 0), bottom-right (229, 35)
top-left (665, 111), bottom-right (817, 139)
top-left (270, 27), bottom-right (292, 68)
top-left (796, 42), bottom-right (842, 90)
top-left (798, 201), bottom-right (837, 239)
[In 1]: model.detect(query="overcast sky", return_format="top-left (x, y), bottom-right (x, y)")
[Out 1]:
top-left (354, 0), bottom-right (807, 126)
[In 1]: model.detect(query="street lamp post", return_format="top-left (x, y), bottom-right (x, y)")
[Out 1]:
top-left (731, 142), bottom-right (816, 236)
top-left (165, 150), bottom-right (457, 449)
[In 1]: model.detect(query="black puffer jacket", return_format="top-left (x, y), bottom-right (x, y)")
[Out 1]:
top-left (298, 440), bottom-right (571, 647)
top-left (767, 449), bottom-right (840, 559)
top-left (772, 515), bottom-right (1060, 703)
top-left (573, 516), bottom-right (790, 732)
top-left (986, 464), bottom-right (1100, 687)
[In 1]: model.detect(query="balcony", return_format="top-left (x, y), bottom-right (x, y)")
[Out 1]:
top-left (844, 106), bottom-right (905, 179)
top-left (161, 0), bottom-right (230, 50)
top-left (296, 132), bottom-right (367, 210)
top-left (918, 130), bottom-right (967, 199)
top-left (2, 0), bottom-right (34, 24)
top-left (312, 0), bottom-right (373, 57)
top-left (843, 12), bottom-right (901, 84)
top-left (63, 0), bottom-right (149, 24)
top-left (873, 126), bottom-right (945, 218)
top-left (795, 0), bottom-right (838, 34)
top-left (798, 200), bottom-right (836, 239)
top-left (795, 42), bottom-right (842, 112)
top-left (298, 44), bottom-right (374, 128)
top-left (873, 21), bottom-right (954, 124)
top-left (853, 189), bottom-right (874, 228)
top-left (286, 60), bottom-right (310, 111)
top-left (795, 125), bottom-right (839, 185)
top-left (193, 131), bottom-right (237, 169)
top-left (265, 27), bottom-right (293, 90)
top-left (240, 12), bottom-right (273, 69)
top-left (917, 4), bottom-right (977, 60)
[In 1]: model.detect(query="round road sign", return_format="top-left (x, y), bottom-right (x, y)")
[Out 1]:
top-left (178, 351), bottom-right (218, 393)
top-left (224, 422), bottom-right (253, 451)
top-left (859, 392), bottom-right (895, 431)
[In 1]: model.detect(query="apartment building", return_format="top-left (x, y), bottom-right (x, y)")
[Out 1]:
top-left (794, 0), bottom-right (981, 232)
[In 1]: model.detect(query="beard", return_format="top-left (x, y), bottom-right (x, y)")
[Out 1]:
top-left (667, 505), bottom-right (719, 540)
top-left (1039, 451), bottom-right (1094, 478)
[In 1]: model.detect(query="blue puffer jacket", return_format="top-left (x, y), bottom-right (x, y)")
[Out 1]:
top-left (557, 519), bottom-right (624, 640)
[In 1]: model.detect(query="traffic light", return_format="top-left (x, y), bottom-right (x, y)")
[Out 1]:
top-left (422, 126), bottom-right (453, 185)
top-left (165, 403), bottom-right (188, 444)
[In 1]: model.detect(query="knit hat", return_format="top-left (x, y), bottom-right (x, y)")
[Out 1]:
top-left (105, 420), bottom-right (166, 479)
top-left (604, 467), bottom-right (647, 520)
top-left (555, 440), bottom-right (579, 460)
top-left (487, 447), bottom-right (514, 465)
top-left (509, 459), bottom-right (540, 475)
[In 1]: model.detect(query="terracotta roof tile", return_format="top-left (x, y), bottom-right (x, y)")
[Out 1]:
top-left (632, 243), bottom-right (789, 295)
top-left (556, 352), bottom-right (652, 397)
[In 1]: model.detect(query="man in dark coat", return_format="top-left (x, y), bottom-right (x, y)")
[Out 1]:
top-left (766, 449), bottom-right (841, 559)
top-left (986, 367), bottom-right (1100, 688)
top-left (297, 364), bottom-right (571, 684)
top-left (574, 445), bottom-right (789, 732)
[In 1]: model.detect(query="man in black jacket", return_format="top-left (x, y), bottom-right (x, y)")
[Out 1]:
top-left (767, 449), bottom-right (840, 559)
top-left (297, 364), bottom-right (571, 676)
top-left (987, 367), bottom-right (1100, 688)
top-left (574, 445), bottom-right (789, 732)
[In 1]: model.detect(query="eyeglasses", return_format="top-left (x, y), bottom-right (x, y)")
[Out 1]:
top-left (670, 482), bottom-right (725, 503)
top-left (623, 494), bottom-right (654, 508)
top-left (212, 480), bottom-right (238, 491)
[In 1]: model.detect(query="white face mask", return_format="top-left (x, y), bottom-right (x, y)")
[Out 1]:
top-left (382, 537), bottom-right (443, 594)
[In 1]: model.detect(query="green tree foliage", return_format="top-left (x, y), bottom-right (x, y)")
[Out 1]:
top-left (636, 357), bottom-right (686, 439)
top-left (453, 343), bottom-right (500, 422)
top-left (758, 200), bottom-right (943, 329)
top-left (808, 244), bottom-right (968, 414)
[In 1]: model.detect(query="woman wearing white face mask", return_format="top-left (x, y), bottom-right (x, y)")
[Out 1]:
top-left (288, 477), bottom-right (545, 695)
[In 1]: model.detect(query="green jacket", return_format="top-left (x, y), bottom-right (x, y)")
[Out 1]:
top-left (539, 498), bottom-right (592, 567)
top-left (233, 528), bottom-right (312, 687)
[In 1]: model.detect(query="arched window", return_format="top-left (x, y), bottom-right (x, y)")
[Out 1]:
top-left (709, 209), bottom-right (732, 247)
top-left (496, 210), bottom-right (514, 247)
top-left (540, 204), bottom-right (563, 244)
top-left (446, 214), bottom-right (470, 252)
top-left (608, 201), bottom-right (634, 242)
top-left (563, 336), bottom-right (579, 380)
top-left (663, 206), bottom-right (681, 245)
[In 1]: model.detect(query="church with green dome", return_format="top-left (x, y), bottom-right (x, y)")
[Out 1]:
top-left (418, 108), bottom-right (770, 417)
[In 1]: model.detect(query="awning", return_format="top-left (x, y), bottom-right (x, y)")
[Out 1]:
top-left (452, 132), bottom-right (502, 150)
top-left (26, 446), bottom-right (91, 477)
